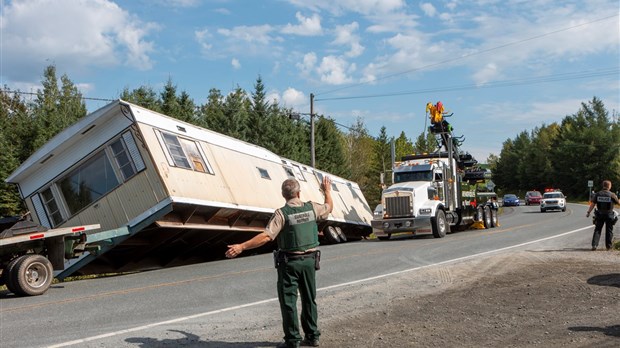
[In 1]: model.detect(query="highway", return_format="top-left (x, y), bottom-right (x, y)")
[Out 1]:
top-left (0, 202), bottom-right (595, 348)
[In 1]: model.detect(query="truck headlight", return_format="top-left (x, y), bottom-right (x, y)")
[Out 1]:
top-left (405, 221), bottom-right (412, 227)
top-left (383, 222), bottom-right (390, 229)
top-left (419, 208), bottom-right (432, 215)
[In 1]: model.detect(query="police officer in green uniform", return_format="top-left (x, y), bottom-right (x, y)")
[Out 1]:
top-left (226, 176), bottom-right (333, 348)
top-left (586, 180), bottom-right (619, 250)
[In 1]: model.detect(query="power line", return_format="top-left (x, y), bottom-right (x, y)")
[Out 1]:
top-left (314, 14), bottom-right (619, 98)
top-left (315, 67), bottom-right (619, 102)
top-left (1, 89), bottom-right (115, 102)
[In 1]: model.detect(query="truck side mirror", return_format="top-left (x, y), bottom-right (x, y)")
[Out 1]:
top-left (427, 186), bottom-right (437, 200)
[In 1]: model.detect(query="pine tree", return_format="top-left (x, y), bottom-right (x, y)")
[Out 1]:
top-left (120, 86), bottom-right (160, 111)
top-left (247, 76), bottom-right (269, 146)
top-left (314, 116), bottom-right (348, 176)
top-left (199, 88), bottom-right (226, 131)
top-left (222, 87), bottom-right (250, 141)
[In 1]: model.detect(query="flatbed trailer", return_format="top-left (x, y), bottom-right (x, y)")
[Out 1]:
top-left (0, 216), bottom-right (100, 296)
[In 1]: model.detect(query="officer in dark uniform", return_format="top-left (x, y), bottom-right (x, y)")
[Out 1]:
top-left (586, 180), bottom-right (619, 250)
top-left (226, 176), bottom-right (333, 348)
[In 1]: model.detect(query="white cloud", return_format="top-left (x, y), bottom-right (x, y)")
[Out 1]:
top-left (0, 0), bottom-right (157, 83)
top-left (332, 22), bottom-right (365, 57)
top-left (195, 29), bottom-right (213, 53)
top-left (282, 88), bottom-right (307, 107)
top-left (296, 52), bottom-right (318, 76)
top-left (472, 63), bottom-right (500, 85)
top-left (420, 2), bottom-right (437, 17)
top-left (217, 25), bottom-right (275, 45)
top-left (285, 0), bottom-right (406, 16)
top-left (265, 87), bottom-right (306, 108)
top-left (317, 55), bottom-right (356, 85)
top-left (281, 12), bottom-right (323, 36)
top-left (231, 58), bottom-right (241, 70)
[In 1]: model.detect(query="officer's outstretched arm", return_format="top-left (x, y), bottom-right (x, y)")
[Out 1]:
top-left (225, 232), bottom-right (273, 258)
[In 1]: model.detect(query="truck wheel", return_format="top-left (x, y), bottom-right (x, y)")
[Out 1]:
top-left (325, 226), bottom-right (340, 244)
top-left (334, 226), bottom-right (347, 242)
top-left (432, 210), bottom-right (448, 238)
top-left (13, 255), bottom-right (54, 296)
top-left (475, 206), bottom-right (484, 222)
top-left (490, 209), bottom-right (498, 228)
top-left (483, 206), bottom-right (492, 229)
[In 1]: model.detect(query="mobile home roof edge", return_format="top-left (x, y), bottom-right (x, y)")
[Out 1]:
top-left (5, 100), bottom-right (123, 183)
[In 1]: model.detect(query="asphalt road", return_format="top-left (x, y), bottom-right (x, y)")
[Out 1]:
top-left (0, 202), bottom-right (595, 348)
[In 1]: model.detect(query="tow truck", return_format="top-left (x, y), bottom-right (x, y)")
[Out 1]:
top-left (371, 102), bottom-right (498, 240)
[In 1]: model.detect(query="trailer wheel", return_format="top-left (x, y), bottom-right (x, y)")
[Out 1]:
top-left (334, 226), bottom-right (347, 242)
top-left (483, 206), bottom-right (492, 229)
top-left (325, 226), bottom-right (340, 244)
top-left (3, 257), bottom-right (21, 295)
top-left (13, 255), bottom-right (54, 296)
top-left (432, 210), bottom-right (448, 238)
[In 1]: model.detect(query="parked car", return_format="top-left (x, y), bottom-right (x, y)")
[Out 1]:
top-left (502, 194), bottom-right (520, 206)
top-left (540, 191), bottom-right (566, 212)
top-left (525, 191), bottom-right (542, 205)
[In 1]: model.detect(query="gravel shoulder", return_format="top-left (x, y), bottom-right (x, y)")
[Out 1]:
top-left (317, 249), bottom-right (620, 348)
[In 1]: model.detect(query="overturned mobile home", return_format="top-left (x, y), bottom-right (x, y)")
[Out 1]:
top-left (6, 100), bottom-right (373, 278)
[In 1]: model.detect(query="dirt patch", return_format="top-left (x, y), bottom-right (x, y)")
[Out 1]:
top-left (318, 250), bottom-right (620, 348)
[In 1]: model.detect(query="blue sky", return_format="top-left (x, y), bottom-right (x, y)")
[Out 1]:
top-left (1, 0), bottom-right (618, 163)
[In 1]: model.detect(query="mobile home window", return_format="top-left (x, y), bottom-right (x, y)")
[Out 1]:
top-left (283, 166), bottom-right (295, 179)
top-left (258, 167), bottom-right (271, 179)
top-left (41, 187), bottom-right (64, 226)
top-left (59, 151), bottom-right (120, 215)
top-left (110, 138), bottom-right (136, 180)
top-left (161, 132), bottom-right (213, 173)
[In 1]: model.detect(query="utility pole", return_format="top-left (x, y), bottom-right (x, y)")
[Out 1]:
top-left (310, 93), bottom-right (315, 168)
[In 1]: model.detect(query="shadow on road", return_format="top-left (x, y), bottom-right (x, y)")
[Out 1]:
top-left (125, 330), bottom-right (275, 347)
top-left (568, 325), bottom-right (620, 338)
top-left (587, 273), bottom-right (620, 288)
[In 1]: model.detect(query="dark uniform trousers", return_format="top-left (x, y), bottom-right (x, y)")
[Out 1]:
top-left (592, 211), bottom-right (615, 250)
top-left (277, 254), bottom-right (319, 345)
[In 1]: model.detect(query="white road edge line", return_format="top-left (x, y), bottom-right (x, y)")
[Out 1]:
top-left (48, 226), bottom-right (591, 348)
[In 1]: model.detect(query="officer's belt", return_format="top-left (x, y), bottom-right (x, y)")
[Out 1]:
top-left (282, 250), bottom-right (317, 259)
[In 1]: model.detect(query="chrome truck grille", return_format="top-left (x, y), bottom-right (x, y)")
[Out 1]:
top-left (385, 196), bottom-right (412, 218)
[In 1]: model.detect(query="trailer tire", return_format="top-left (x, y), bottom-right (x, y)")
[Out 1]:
top-left (4, 257), bottom-right (21, 295)
top-left (13, 255), bottom-right (54, 296)
top-left (483, 206), bottom-right (492, 229)
top-left (432, 210), bottom-right (448, 238)
top-left (334, 226), bottom-right (347, 242)
top-left (325, 226), bottom-right (340, 244)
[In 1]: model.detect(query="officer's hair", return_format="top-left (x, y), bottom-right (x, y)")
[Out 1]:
top-left (602, 180), bottom-right (611, 189)
top-left (282, 179), bottom-right (300, 199)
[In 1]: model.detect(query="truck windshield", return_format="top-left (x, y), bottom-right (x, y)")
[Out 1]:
top-left (394, 170), bottom-right (433, 183)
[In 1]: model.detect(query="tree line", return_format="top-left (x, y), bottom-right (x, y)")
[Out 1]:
top-left (1, 65), bottom-right (617, 218)
top-left (491, 97), bottom-right (620, 200)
